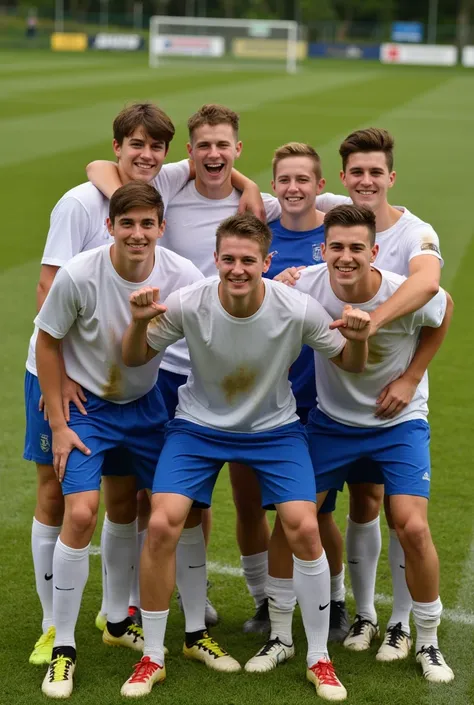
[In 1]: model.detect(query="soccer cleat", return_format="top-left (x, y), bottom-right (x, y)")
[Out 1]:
top-left (343, 615), bottom-right (380, 651)
top-left (41, 653), bottom-right (76, 698)
top-left (376, 623), bottom-right (412, 662)
top-left (29, 626), bottom-right (56, 665)
top-left (242, 598), bottom-right (271, 634)
top-left (307, 659), bottom-right (347, 701)
top-left (416, 645), bottom-right (454, 683)
top-left (103, 622), bottom-right (144, 651)
top-left (183, 631), bottom-right (241, 672)
top-left (244, 637), bottom-right (295, 673)
top-left (328, 601), bottom-right (350, 643)
top-left (128, 605), bottom-right (143, 628)
top-left (95, 611), bottom-right (107, 632)
top-left (121, 656), bottom-right (166, 697)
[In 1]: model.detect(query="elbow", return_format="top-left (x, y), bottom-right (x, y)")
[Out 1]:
top-left (425, 278), bottom-right (440, 299)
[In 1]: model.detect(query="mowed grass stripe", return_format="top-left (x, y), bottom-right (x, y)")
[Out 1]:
top-left (0, 64), bottom-right (381, 168)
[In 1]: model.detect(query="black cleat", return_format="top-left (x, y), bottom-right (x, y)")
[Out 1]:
top-left (328, 600), bottom-right (350, 642)
top-left (242, 598), bottom-right (271, 634)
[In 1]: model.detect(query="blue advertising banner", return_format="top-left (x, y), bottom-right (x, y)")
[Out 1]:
top-left (308, 42), bottom-right (380, 60)
top-left (391, 22), bottom-right (424, 43)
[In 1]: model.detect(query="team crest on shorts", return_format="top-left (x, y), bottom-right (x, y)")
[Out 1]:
top-left (40, 434), bottom-right (51, 453)
top-left (312, 244), bottom-right (323, 262)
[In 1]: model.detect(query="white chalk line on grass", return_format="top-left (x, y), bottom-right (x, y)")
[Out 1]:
top-left (90, 548), bottom-right (474, 627)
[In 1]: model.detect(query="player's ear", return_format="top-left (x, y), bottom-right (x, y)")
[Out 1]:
top-left (317, 177), bottom-right (326, 195)
top-left (271, 179), bottom-right (275, 193)
top-left (213, 250), bottom-right (219, 268)
top-left (158, 218), bottom-right (166, 238)
top-left (370, 243), bottom-right (379, 262)
top-left (186, 142), bottom-right (193, 159)
top-left (106, 217), bottom-right (114, 236)
top-left (262, 254), bottom-right (272, 273)
top-left (112, 139), bottom-right (121, 160)
top-left (321, 243), bottom-right (327, 261)
top-left (388, 170), bottom-right (396, 188)
top-left (339, 169), bottom-right (346, 186)
top-left (235, 141), bottom-right (243, 159)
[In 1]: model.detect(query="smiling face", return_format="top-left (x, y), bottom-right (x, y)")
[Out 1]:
top-left (187, 123), bottom-right (242, 195)
top-left (322, 224), bottom-right (378, 289)
top-left (214, 235), bottom-right (271, 304)
top-left (341, 152), bottom-right (395, 213)
top-left (107, 207), bottom-right (165, 266)
top-left (113, 127), bottom-right (168, 184)
top-left (272, 155), bottom-right (325, 217)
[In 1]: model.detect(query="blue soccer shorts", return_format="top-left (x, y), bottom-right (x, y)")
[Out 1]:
top-left (307, 408), bottom-right (431, 499)
top-left (156, 368), bottom-right (188, 421)
top-left (152, 419), bottom-right (316, 508)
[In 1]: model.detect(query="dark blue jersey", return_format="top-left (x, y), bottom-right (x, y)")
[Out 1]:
top-left (264, 219), bottom-right (325, 414)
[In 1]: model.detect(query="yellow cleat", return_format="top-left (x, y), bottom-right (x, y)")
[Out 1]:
top-left (95, 611), bottom-right (107, 632)
top-left (103, 623), bottom-right (144, 652)
top-left (183, 631), bottom-right (241, 672)
top-left (29, 626), bottom-right (56, 666)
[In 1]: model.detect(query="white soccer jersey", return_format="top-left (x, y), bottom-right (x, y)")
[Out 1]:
top-left (157, 182), bottom-right (284, 375)
top-left (295, 265), bottom-right (447, 428)
top-left (26, 160), bottom-right (190, 375)
top-left (35, 244), bottom-right (203, 404)
top-left (146, 277), bottom-right (345, 432)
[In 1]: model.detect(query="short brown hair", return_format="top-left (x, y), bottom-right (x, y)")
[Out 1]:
top-left (216, 213), bottom-right (272, 258)
top-left (324, 205), bottom-right (376, 246)
top-left (109, 181), bottom-right (164, 224)
top-left (187, 104), bottom-right (239, 141)
top-left (113, 103), bottom-right (175, 147)
top-left (339, 128), bottom-right (394, 172)
top-left (272, 142), bottom-right (322, 180)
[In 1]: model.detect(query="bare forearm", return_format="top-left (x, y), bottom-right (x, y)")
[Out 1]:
top-left (231, 168), bottom-right (256, 192)
top-left (122, 319), bottom-right (153, 367)
top-left (371, 272), bottom-right (439, 331)
top-left (404, 294), bottom-right (453, 384)
top-left (340, 340), bottom-right (368, 373)
top-left (86, 160), bottom-right (122, 198)
top-left (36, 338), bottom-right (67, 429)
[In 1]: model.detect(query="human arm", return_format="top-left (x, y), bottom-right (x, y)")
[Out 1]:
top-left (36, 264), bottom-right (59, 311)
top-left (36, 330), bottom-right (90, 481)
top-left (274, 265), bottom-right (307, 286)
top-left (375, 291), bottom-right (453, 418)
top-left (86, 160), bottom-right (123, 198)
top-left (370, 255), bottom-right (441, 334)
top-left (122, 287), bottom-right (167, 367)
top-left (329, 305), bottom-right (371, 373)
top-left (230, 168), bottom-right (266, 222)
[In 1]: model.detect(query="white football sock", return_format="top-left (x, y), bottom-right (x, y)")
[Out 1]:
top-left (293, 552), bottom-right (330, 666)
top-left (53, 538), bottom-right (89, 648)
top-left (103, 516), bottom-right (137, 624)
top-left (142, 609), bottom-right (169, 665)
top-left (413, 598), bottom-right (442, 651)
top-left (99, 518), bottom-right (108, 617)
top-left (266, 576), bottom-right (296, 645)
top-left (176, 524), bottom-right (207, 633)
top-left (345, 515), bottom-right (381, 623)
top-left (330, 566), bottom-right (346, 603)
top-left (31, 518), bottom-right (61, 632)
top-left (241, 551), bottom-right (268, 607)
top-left (129, 528), bottom-right (146, 609)
top-left (387, 529), bottom-right (412, 633)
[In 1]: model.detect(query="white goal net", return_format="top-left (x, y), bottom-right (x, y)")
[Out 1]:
top-left (149, 16), bottom-right (300, 74)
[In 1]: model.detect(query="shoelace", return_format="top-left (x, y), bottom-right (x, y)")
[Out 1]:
top-left (49, 656), bottom-right (73, 682)
top-left (258, 638), bottom-right (282, 656)
top-left (350, 615), bottom-right (374, 636)
top-left (310, 659), bottom-right (340, 687)
top-left (420, 645), bottom-right (443, 666)
top-left (128, 656), bottom-right (161, 684)
top-left (196, 636), bottom-right (228, 658)
top-left (386, 623), bottom-right (408, 648)
top-left (125, 624), bottom-right (144, 643)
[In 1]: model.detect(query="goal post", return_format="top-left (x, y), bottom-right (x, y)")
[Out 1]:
top-left (149, 16), bottom-right (300, 74)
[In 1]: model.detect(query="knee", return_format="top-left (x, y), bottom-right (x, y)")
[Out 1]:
top-left (291, 514), bottom-right (320, 547)
top-left (394, 516), bottom-right (431, 556)
top-left (67, 501), bottom-right (98, 536)
top-left (147, 512), bottom-right (179, 552)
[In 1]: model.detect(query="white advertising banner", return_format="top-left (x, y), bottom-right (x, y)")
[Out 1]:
top-left (462, 46), bottom-right (474, 67)
top-left (152, 35), bottom-right (225, 57)
top-left (380, 43), bottom-right (457, 66)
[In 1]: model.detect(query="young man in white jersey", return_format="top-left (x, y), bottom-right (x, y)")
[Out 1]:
top-left (35, 183), bottom-right (203, 699)
top-left (297, 204), bottom-right (454, 683)
top-left (118, 212), bottom-right (371, 701)
top-left (24, 103), bottom-right (193, 667)
top-left (86, 104), bottom-right (289, 636)
top-left (277, 128), bottom-right (445, 661)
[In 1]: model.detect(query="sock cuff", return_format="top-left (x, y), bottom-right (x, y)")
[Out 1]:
top-left (347, 514), bottom-right (380, 531)
top-left (103, 516), bottom-right (137, 538)
top-left (412, 597), bottom-right (443, 618)
top-left (178, 523), bottom-right (204, 545)
top-left (32, 517), bottom-right (62, 538)
top-left (266, 576), bottom-right (296, 611)
top-left (56, 537), bottom-right (90, 560)
top-left (330, 566), bottom-right (345, 583)
top-left (240, 551), bottom-right (268, 568)
top-left (141, 608), bottom-right (170, 620)
top-left (293, 551), bottom-right (328, 576)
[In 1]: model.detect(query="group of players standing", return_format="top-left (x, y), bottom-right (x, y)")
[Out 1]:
top-left (23, 101), bottom-right (455, 701)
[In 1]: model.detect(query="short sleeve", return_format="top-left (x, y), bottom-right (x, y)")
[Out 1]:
top-left (302, 295), bottom-right (346, 358)
top-left (147, 290), bottom-right (185, 352)
top-left (262, 193), bottom-right (281, 223)
top-left (403, 225), bottom-right (443, 266)
top-left (41, 197), bottom-right (91, 267)
top-left (153, 160), bottom-right (190, 210)
top-left (34, 267), bottom-right (82, 339)
top-left (317, 193), bottom-right (352, 213)
top-left (406, 288), bottom-right (447, 333)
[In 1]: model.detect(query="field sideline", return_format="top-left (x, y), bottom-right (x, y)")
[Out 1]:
top-left (1, 50), bottom-right (473, 705)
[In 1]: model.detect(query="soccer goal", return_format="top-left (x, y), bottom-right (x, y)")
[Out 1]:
top-left (149, 16), bottom-right (300, 74)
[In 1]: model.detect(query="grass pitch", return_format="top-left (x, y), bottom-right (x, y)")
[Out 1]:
top-left (0, 50), bottom-right (473, 705)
